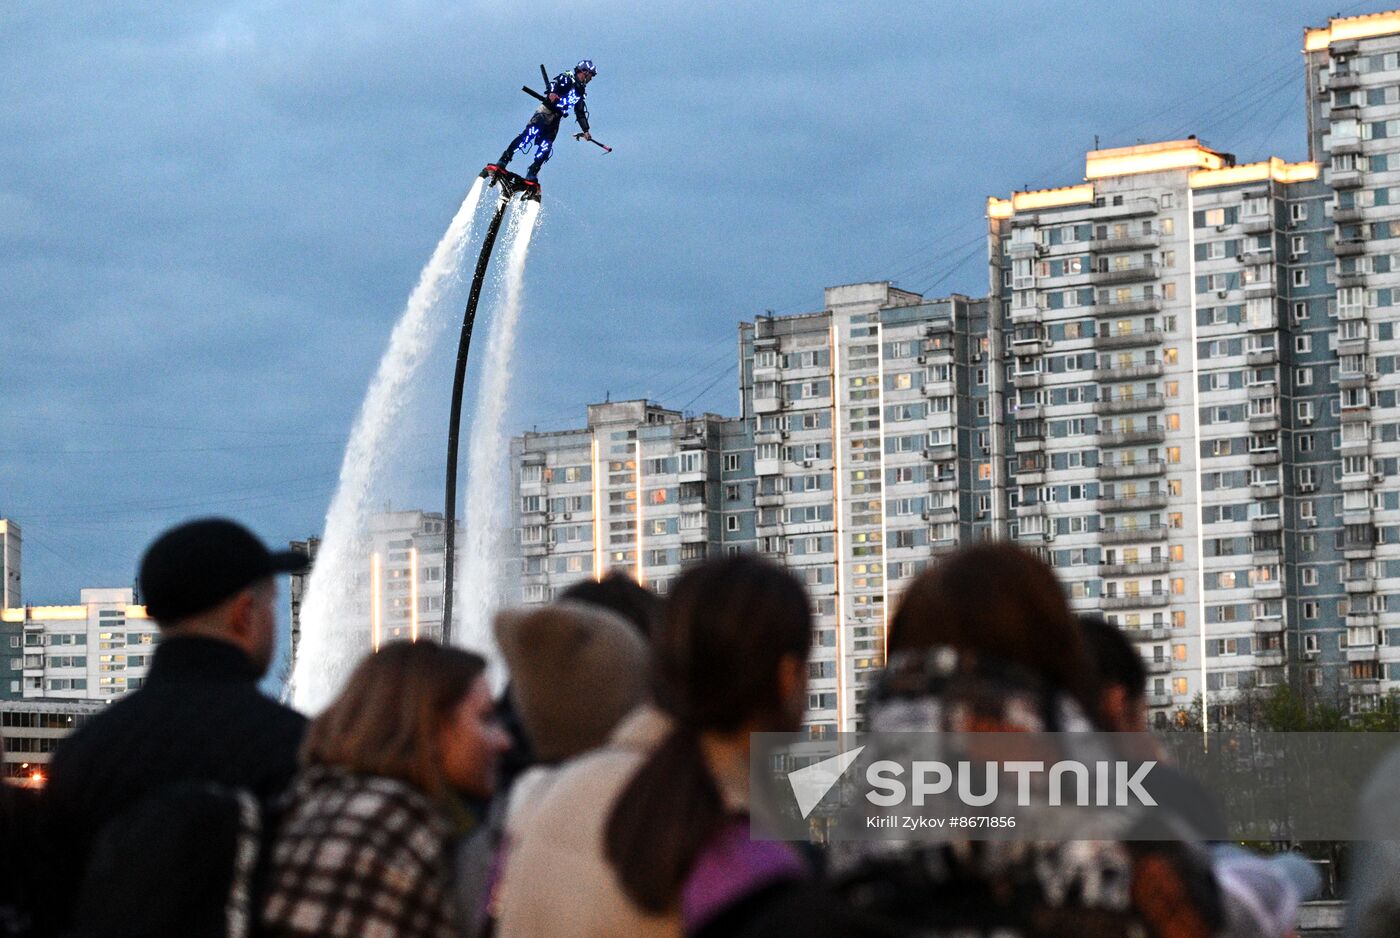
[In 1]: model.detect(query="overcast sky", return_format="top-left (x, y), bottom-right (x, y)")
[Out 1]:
top-left (0, 0), bottom-right (1371, 602)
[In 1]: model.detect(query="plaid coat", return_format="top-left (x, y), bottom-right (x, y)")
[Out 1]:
top-left (260, 767), bottom-right (460, 938)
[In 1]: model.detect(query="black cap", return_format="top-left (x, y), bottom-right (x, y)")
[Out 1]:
top-left (139, 518), bottom-right (309, 623)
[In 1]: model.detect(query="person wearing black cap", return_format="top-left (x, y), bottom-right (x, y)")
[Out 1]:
top-left (39, 517), bottom-right (310, 934)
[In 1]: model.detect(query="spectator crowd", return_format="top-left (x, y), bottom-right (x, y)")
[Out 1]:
top-left (0, 515), bottom-right (1389, 936)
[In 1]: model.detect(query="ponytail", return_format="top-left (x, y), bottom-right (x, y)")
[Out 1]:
top-left (604, 727), bottom-right (725, 913)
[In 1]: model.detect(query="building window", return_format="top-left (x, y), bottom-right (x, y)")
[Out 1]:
top-left (1292, 269), bottom-right (1309, 287)
top-left (724, 453), bottom-right (741, 472)
top-left (725, 515), bottom-right (739, 533)
top-left (1291, 204), bottom-right (1307, 223)
top-left (1295, 335), bottom-right (1312, 353)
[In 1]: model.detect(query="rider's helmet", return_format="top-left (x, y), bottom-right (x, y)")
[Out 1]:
top-left (575, 59), bottom-right (597, 77)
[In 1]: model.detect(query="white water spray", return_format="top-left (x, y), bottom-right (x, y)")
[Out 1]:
top-left (456, 199), bottom-right (542, 652)
top-left (292, 179), bottom-right (487, 713)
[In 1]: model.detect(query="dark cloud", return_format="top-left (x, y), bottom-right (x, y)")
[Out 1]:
top-left (0, 0), bottom-right (1346, 599)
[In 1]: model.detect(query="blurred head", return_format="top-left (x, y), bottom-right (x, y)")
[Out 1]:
top-left (890, 543), bottom-right (1097, 716)
top-left (654, 554), bottom-right (812, 735)
top-left (574, 59), bottom-right (596, 83)
top-left (1080, 614), bottom-right (1149, 732)
top-left (559, 571), bottom-right (660, 638)
top-left (494, 601), bottom-right (649, 763)
top-left (138, 517), bottom-right (308, 676)
top-left (606, 555), bottom-right (812, 913)
top-left (301, 641), bottom-right (508, 801)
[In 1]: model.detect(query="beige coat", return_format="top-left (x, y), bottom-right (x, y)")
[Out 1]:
top-left (494, 704), bottom-right (679, 938)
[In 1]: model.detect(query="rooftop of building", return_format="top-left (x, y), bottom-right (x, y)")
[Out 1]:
top-left (986, 139), bottom-right (1319, 218)
top-left (1306, 8), bottom-right (1400, 52)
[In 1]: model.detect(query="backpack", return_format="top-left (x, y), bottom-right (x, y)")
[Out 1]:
top-left (66, 781), bottom-right (263, 938)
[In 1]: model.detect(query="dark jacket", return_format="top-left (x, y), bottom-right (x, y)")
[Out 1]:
top-left (0, 784), bottom-right (40, 937)
top-left (40, 636), bottom-right (307, 933)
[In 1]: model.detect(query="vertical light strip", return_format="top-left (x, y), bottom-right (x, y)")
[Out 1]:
top-left (829, 319), bottom-right (848, 730)
top-left (370, 551), bottom-right (382, 652)
top-left (591, 435), bottom-right (604, 581)
top-left (875, 321), bottom-right (891, 661)
top-left (1186, 185), bottom-right (1210, 741)
top-left (409, 547), bottom-right (419, 643)
top-left (634, 437), bottom-right (645, 586)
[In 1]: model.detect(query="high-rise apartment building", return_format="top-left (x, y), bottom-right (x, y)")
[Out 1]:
top-left (512, 401), bottom-right (752, 606)
top-left (0, 519), bottom-right (20, 610)
top-left (513, 8), bottom-right (1400, 731)
top-left (512, 293), bottom-right (990, 733)
top-left (0, 588), bottom-right (157, 702)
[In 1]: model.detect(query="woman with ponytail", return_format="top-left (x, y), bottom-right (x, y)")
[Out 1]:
top-left (494, 555), bottom-right (826, 937)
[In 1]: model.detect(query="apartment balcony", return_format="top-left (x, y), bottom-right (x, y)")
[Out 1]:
top-left (752, 396), bottom-right (783, 414)
top-left (1341, 406), bottom-right (1372, 425)
top-left (1123, 626), bottom-right (1171, 642)
top-left (1014, 438), bottom-right (1045, 455)
top-left (1089, 263), bottom-right (1161, 285)
top-left (1337, 269), bottom-right (1369, 291)
top-left (1095, 393), bottom-right (1165, 416)
top-left (1347, 611), bottom-right (1378, 629)
top-left (1090, 233), bottom-right (1160, 253)
top-left (1338, 472), bottom-right (1371, 497)
top-left (1012, 372), bottom-right (1043, 389)
top-left (1241, 216), bottom-right (1273, 235)
top-left (1093, 362), bottom-right (1164, 383)
top-left (1100, 524), bottom-right (1169, 544)
top-left (521, 542), bottom-right (550, 557)
top-left (1147, 692), bottom-right (1173, 709)
top-left (1345, 577), bottom-right (1375, 594)
top-left (1145, 658), bottom-right (1172, 674)
top-left (1015, 503), bottom-right (1048, 519)
top-left (1338, 332), bottom-right (1369, 355)
top-left (1014, 468), bottom-right (1045, 486)
top-left (1252, 546), bottom-right (1282, 565)
top-left (925, 443), bottom-right (957, 462)
top-left (1250, 516), bottom-right (1283, 535)
top-left (929, 478), bottom-right (959, 493)
top-left (1102, 593), bottom-right (1170, 611)
top-left (1331, 138), bottom-right (1363, 157)
top-left (1339, 370), bottom-right (1371, 390)
top-left (1348, 680), bottom-right (1382, 696)
top-left (1099, 561), bottom-right (1170, 577)
top-left (1093, 330), bottom-right (1165, 351)
top-left (923, 379), bottom-right (956, 398)
top-left (1252, 579), bottom-right (1284, 600)
top-left (1255, 648), bottom-right (1286, 667)
top-left (1248, 413), bottom-right (1281, 433)
top-left (1254, 618), bottom-right (1285, 636)
top-left (1331, 71), bottom-right (1362, 90)
top-left (1245, 348), bottom-right (1278, 367)
top-left (924, 504), bottom-right (958, 523)
top-left (1344, 505), bottom-right (1375, 527)
top-left (1014, 401), bottom-right (1044, 420)
top-left (754, 493), bottom-right (784, 508)
top-left (1098, 460), bottom-right (1167, 481)
top-left (1247, 380), bottom-right (1278, 400)
top-left (679, 527), bottom-right (709, 544)
top-left (1335, 239), bottom-right (1366, 257)
top-left (1008, 240), bottom-right (1044, 258)
top-left (1010, 336), bottom-right (1046, 356)
top-left (1248, 449), bottom-right (1282, 467)
top-left (1250, 481), bottom-right (1282, 500)
top-left (1347, 645), bottom-right (1381, 664)
top-left (1243, 280), bottom-right (1276, 299)
top-left (1093, 197), bottom-right (1159, 219)
top-left (1100, 493), bottom-right (1170, 513)
top-left (1099, 428), bottom-right (1166, 447)
top-left (1092, 298), bottom-right (1163, 317)
top-left (1329, 167), bottom-right (1363, 189)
